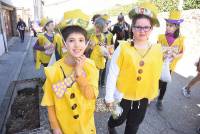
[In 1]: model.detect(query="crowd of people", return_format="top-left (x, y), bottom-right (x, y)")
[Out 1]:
top-left (30, 2), bottom-right (200, 134)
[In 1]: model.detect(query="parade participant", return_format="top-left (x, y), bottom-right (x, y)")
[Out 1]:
top-left (89, 17), bottom-right (109, 87)
top-left (41, 10), bottom-right (99, 134)
top-left (111, 13), bottom-right (131, 49)
top-left (101, 14), bottom-right (114, 87)
top-left (156, 10), bottom-right (185, 110)
top-left (105, 2), bottom-right (163, 134)
top-left (34, 18), bottom-right (63, 69)
top-left (182, 57), bottom-right (200, 98)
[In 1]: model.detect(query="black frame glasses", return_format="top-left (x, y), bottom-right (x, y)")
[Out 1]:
top-left (133, 26), bottom-right (152, 32)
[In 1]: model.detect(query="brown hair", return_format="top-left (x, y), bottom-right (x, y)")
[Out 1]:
top-left (131, 14), bottom-right (153, 46)
top-left (61, 25), bottom-right (87, 42)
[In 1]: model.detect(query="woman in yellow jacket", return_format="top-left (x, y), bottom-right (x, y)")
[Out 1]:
top-left (156, 10), bottom-right (185, 111)
top-left (105, 2), bottom-right (163, 134)
top-left (34, 18), bottom-right (63, 69)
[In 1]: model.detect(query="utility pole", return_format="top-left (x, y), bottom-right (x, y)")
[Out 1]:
top-left (178, 0), bottom-right (184, 11)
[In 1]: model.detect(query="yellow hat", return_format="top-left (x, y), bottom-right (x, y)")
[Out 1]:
top-left (165, 10), bottom-right (184, 24)
top-left (128, 2), bottom-right (159, 26)
top-left (40, 17), bottom-right (53, 27)
top-left (57, 9), bottom-right (89, 30)
top-left (102, 14), bottom-right (110, 21)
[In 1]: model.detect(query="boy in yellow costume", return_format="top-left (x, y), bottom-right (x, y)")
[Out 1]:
top-left (156, 10), bottom-right (185, 111)
top-left (34, 18), bottom-right (63, 69)
top-left (41, 10), bottom-right (99, 134)
top-left (105, 2), bottom-right (163, 134)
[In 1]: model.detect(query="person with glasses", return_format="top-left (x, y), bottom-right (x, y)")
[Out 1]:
top-left (105, 2), bottom-right (163, 134)
top-left (156, 10), bottom-right (185, 111)
top-left (41, 10), bottom-right (99, 134)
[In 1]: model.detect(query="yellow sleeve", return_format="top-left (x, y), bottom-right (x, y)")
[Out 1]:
top-left (76, 76), bottom-right (96, 99)
top-left (41, 78), bottom-right (55, 106)
top-left (84, 60), bottom-right (99, 98)
top-left (179, 36), bottom-right (185, 53)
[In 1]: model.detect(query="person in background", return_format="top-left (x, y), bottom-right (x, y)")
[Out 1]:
top-left (156, 10), bottom-right (185, 111)
top-left (105, 2), bottom-right (163, 134)
top-left (17, 18), bottom-right (26, 42)
top-left (182, 57), bottom-right (200, 98)
top-left (89, 17), bottom-right (108, 87)
top-left (111, 13), bottom-right (130, 49)
top-left (33, 18), bottom-right (63, 69)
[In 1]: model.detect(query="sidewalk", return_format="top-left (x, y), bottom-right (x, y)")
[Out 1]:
top-left (0, 34), bottom-right (32, 107)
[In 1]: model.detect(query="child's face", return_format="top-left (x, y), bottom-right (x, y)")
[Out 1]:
top-left (132, 18), bottom-right (152, 42)
top-left (95, 25), bottom-right (101, 35)
top-left (65, 33), bottom-right (87, 58)
top-left (46, 22), bottom-right (55, 32)
top-left (166, 22), bottom-right (177, 34)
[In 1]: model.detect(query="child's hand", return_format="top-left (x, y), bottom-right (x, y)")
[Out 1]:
top-left (75, 55), bottom-right (86, 77)
top-left (53, 128), bottom-right (63, 134)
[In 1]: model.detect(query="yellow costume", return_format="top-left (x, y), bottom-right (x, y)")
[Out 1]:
top-left (158, 34), bottom-right (185, 71)
top-left (116, 42), bottom-right (163, 100)
top-left (90, 34), bottom-right (106, 69)
top-left (41, 58), bottom-right (99, 134)
top-left (35, 33), bottom-right (63, 69)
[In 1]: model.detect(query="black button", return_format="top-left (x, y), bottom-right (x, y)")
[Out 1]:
top-left (73, 115), bottom-right (79, 119)
top-left (71, 104), bottom-right (77, 110)
top-left (137, 76), bottom-right (142, 81)
top-left (138, 69), bottom-right (143, 74)
top-left (70, 93), bottom-right (75, 99)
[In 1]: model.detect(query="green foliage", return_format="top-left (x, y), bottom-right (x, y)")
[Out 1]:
top-left (152, 0), bottom-right (178, 12)
top-left (95, 3), bottom-right (135, 17)
top-left (183, 0), bottom-right (200, 10)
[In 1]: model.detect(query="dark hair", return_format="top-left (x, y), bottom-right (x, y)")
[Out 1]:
top-left (92, 14), bottom-right (101, 22)
top-left (132, 14), bottom-right (153, 27)
top-left (61, 25), bottom-right (87, 42)
top-left (44, 20), bottom-right (53, 31)
top-left (173, 24), bottom-right (180, 38)
top-left (130, 14), bottom-right (153, 45)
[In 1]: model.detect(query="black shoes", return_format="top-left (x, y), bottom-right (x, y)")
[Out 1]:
top-left (156, 99), bottom-right (163, 111)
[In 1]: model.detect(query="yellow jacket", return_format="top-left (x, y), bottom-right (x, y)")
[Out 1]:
top-left (158, 34), bottom-right (185, 71)
top-left (41, 58), bottom-right (99, 134)
top-left (104, 31), bottom-right (113, 46)
top-left (90, 34), bottom-right (106, 69)
top-left (105, 42), bottom-right (163, 101)
top-left (35, 33), bottom-right (63, 69)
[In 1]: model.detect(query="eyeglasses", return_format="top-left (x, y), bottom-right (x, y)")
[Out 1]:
top-left (133, 26), bottom-right (152, 32)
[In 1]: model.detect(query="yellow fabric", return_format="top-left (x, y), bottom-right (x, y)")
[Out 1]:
top-left (57, 9), bottom-right (89, 30)
top-left (48, 106), bottom-right (60, 129)
top-left (40, 17), bottom-right (52, 27)
top-left (116, 42), bottom-right (163, 101)
top-left (41, 58), bottom-right (99, 134)
top-left (64, 9), bottom-right (89, 21)
top-left (101, 14), bottom-right (110, 21)
top-left (35, 33), bottom-right (64, 69)
top-left (168, 10), bottom-right (182, 20)
top-left (104, 32), bottom-right (113, 46)
top-left (158, 34), bottom-right (185, 71)
top-left (90, 34), bottom-right (106, 69)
